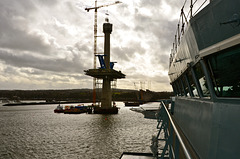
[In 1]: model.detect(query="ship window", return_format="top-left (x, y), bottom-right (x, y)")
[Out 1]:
top-left (171, 83), bottom-right (177, 96)
top-left (177, 79), bottom-right (185, 96)
top-left (193, 62), bottom-right (210, 97)
top-left (182, 75), bottom-right (190, 97)
top-left (174, 80), bottom-right (184, 96)
top-left (207, 45), bottom-right (240, 97)
top-left (176, 81), bottom-right (182, 96)
top-left (187, 70), bottom-right (198, 97)
top-left (173, 82), bottom-right (180, 96)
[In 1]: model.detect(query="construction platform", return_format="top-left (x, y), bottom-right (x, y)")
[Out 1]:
top-left (84, 69), bottom-right (125, 79)
top-left (86, 106), bottom-right (119, 114)
top-left (94, 106), bottom-right (118, 114)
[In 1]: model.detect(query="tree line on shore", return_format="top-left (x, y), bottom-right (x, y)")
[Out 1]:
top-left (0, 89), bottom-right (174, 102)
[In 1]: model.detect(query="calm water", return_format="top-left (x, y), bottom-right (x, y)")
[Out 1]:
top-left (0, 102), bottom-right (159, 159)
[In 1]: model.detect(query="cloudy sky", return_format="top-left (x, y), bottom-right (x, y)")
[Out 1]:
top-left (0, 0), bottom-right (190, 91)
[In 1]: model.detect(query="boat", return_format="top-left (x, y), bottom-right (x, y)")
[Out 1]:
top-left (167, 0), bottom-right (240, 158)
top-left (54, 104), bottom-right (64, 113)
top-left (64, 105), bottom-right (88, 114)
top-left (121, 0), bottom-right (240, 158)
top-left (130, 104), bottom-right (162, 119)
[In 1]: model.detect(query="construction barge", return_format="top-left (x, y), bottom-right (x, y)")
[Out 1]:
top-left (54, 104), bottom-right (119, 114)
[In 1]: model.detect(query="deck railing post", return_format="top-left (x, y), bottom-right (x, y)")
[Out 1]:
top-left (170, 97), bottom-right (175, 115)
top-left (169, 125), bottom-right (174, 159)
top-left (175, 137), bottom-right (180, 159)
top-left (190, 0), bottom-right (193, 19)
top-left (153, 101), bottom-right (192, 159)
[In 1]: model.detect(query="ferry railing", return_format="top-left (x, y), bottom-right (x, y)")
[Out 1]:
top-left (151, 100), bottom-right (192, 159)
top-left (170, 0), bottom-right (210, 66)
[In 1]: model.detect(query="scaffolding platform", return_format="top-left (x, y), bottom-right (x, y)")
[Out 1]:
top-left (84, 69), bottom-right (125, 79)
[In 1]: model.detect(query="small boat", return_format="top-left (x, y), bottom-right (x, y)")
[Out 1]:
top-left (54, 104), bottom-right (64, 113)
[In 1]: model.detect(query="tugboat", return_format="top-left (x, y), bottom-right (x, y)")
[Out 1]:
top-left (54, 103), bottom-right (64, 113)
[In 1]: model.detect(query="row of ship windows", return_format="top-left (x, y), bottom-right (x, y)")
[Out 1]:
top-left (171, 44), bottom-right (240, 98)
top-left (171, 62), bottom-right (210, 98)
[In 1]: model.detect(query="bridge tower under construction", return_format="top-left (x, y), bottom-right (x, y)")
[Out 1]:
top-left (84, 22), bottom-right (125, 114)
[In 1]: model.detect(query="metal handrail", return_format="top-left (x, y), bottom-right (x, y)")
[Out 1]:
top-left (160, 101), bottom-right (192, 159)
top-left (170, 0), bottom-right (210, 66)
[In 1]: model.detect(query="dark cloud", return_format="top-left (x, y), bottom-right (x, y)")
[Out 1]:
top-left (3, 66), bottom-right (17, 75)
top-left (115, 3), bottom-right (132, 18)
top-left (133, 7), bottom-right (178, 50)
top-left (112, 47), bottom-right (130, 61)
top-left (0, 0), bottom-right (36, 15)
top-left (139, 0), bottom-right (161, 7)
top-left (128, 0), bottom-right (182, 73)
top-left (0, 27), bottom-right (52, 53)
top-left (112, 41), bottom-right (145, 61)
top-left (155, 54), bottom-right (169, 71)
top-left (154, 75), bottom-right (170, 84)
top-left (20, 68), bottom-right (44, 75)
top-left (0, 0), bottom-right (53, 54)
top-left (140, 0), bottom-right (183, 13)
top-left (74, 42), bottom-right (91, 53)
top-left (0, 50), bottom-right (85, 73)
top-left (38, 0), bottom-right (58, 6)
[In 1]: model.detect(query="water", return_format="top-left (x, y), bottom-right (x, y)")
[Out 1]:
top-left (0, 102), bottom-right (158, 159)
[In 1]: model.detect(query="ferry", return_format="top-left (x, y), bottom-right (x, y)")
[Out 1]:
top-left (121, 0), bottom-right (240, 158)
top-left (167, 0), bottom-right (240, 158)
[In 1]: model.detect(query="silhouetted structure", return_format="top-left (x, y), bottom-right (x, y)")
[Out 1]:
top-left (84, 22), bottom-right (125, 114)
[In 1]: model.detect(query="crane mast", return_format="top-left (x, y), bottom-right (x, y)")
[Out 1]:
top-left (85, 0), bottom-right (122, 104)
top-left (93, 0), bottom-right (97, 104)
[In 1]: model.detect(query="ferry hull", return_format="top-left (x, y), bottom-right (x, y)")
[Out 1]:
top-left (168, 0), bottom-right (240, 158)
top-left (174, 97), bottom-right (240, 158)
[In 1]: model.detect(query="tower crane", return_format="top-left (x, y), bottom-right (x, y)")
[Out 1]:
top-left (85, 1), bottom-right (121, 12)
top-left (85, 1), bottom-right (122, 104)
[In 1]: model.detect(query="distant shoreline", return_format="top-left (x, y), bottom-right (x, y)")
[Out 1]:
top-left (3, 100), bottom-right (164, 106)
top-left (3, 101), bottom-right (91, 106)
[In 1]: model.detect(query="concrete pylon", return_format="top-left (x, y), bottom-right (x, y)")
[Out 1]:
top-left (84, 21), bottom-right (125, 114)
top-left (101, 23), bottom-right (112, 109)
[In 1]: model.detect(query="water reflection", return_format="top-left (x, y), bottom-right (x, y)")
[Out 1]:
top-left (0, 102), bottom-right (158, 159)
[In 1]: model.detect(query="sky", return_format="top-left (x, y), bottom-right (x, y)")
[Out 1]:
top-left (0, 0), bottom-right (190, 91)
